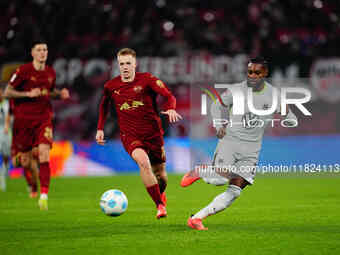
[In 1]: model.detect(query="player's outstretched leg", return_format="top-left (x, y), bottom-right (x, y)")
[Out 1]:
top-left (187, 178), bottom-right (246, 230)
top-left (132, 148), bottom-right (167, 219)
top-left (38, 144), bottom-right (51, 210)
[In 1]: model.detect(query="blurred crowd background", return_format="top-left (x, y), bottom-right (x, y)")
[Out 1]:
top-left (1, 0), bottom-right (340, 141)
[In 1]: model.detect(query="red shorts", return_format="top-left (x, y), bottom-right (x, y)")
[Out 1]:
top-left (121, 134), bottom-right (166, 164)
top-left (13, 117), bottom-right (53, 153)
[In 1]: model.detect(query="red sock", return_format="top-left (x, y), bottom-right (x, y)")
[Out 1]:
top-left (39, 162), bottom-right (51, 194)
top-left (158, 178), bottom-right (167, 194)
top-left (146, 184), bottom-right (163, 207)
top-left (23, 167), bottom-right (33, 187)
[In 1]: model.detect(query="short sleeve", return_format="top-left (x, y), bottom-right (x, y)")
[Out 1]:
top-left (9, 67), bottom-right (25, 88)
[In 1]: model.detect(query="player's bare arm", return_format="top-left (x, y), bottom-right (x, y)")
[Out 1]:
top-left (96, 86), bottom-right (110, 146)
top-left (50, 88), bottom-right (70, 100)
top-left (148, 76), bottom-right (182, 123)
top-left (4, 85), bottom-right (41, 98)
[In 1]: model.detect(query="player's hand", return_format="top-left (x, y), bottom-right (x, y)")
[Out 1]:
top-left (216, 127), bottom-right (226, 139)
top-left (161, 109), bottom-right (182, 123)
top-left (27, 88), bottom-right (41, 98)
top-left (60, 88), bottom-right (70, 100)
top-left (96, 130), bottom-right (106, 145)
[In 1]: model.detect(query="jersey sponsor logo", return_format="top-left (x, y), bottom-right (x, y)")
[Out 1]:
top-left (119, 100), bottom-right (144, 111)
top-left (156, 80), bottom-right (165, 88)
top-left (133, 86), bottom-right (142, 93)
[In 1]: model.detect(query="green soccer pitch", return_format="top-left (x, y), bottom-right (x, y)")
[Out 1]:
top-left (1, 174), bottom-right (340, 255)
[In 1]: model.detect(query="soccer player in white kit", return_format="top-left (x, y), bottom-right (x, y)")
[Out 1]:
top-left (181, 58), bottom-right (298, 230)
top-left (0, 87), bottom-right (12, 191)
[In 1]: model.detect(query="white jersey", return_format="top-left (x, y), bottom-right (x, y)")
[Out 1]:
top-left (0, 99), bottom-right (10, 132)
top-left (211, 81), bottom-right (279, 149)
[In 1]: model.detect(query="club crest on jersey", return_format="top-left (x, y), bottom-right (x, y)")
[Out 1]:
top-left (133, 86), bottom-right (142, 93)
top-left (30, 76), bottom-right (37, 82)
top-left (156, 80), bottom-right (165, 88)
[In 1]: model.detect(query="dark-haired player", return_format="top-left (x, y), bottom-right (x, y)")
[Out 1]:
top-left (182, 57), bottom-right (297, 230)
top-left (5, 41), bottom-right (70, 210)
top-left (96, 48), bottom-right (182, 219)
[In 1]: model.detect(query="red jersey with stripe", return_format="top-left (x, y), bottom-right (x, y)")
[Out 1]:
top-left (9, 62), bottom-right (56, 120)
top-left (97, 72), bottom-right (176, 139)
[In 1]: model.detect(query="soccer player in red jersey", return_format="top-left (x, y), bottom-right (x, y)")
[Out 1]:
top-left (5, 41), bottom-right (70, 210)
top-left (96, 48), bottom-right (182, 219)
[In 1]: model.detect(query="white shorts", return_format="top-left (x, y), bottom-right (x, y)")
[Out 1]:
top-left (203, 137), bottom-right (260, 185)
top-left (0, 132), bottom-right (11, 158)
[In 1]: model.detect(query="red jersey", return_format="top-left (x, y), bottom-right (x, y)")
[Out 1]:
top-left (97, 72), bottom-right (176, 139)
top-left (9, 62), bottom-right (56, 120)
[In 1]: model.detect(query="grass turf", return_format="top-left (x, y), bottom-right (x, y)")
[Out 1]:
top-left (1, 174), bottom-right (340, 255)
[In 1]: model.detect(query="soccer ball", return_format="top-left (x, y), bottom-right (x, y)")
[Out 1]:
top-left (100, 189), bottom-right (128, 216)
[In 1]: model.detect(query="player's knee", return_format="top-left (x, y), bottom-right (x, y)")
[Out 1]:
top-left (19, 153), bottom-right (30, 168)
top-left (39, 149), bottom-right (50, 163)
top-left (135, 157), bottom-right (151, 171)
top-left (140, 161), bottom-right (151, 171)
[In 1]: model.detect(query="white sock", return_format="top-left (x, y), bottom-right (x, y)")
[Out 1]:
top-left (0, 162), bottom-right (8, 191)
top-left (0, 161), bottom-right (8, 174)
top-left (40, 193), bottom-right (48, 200)
top-left (203, 176), bottom-right (228, 186)
top-left (192, 185), bottom-right (242, 219)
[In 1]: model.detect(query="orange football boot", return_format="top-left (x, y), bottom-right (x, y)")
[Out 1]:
top-left (156, 204), bottom-right (167, 219)
top-left (180, 170), bottom-right (201, 187)
top-left (187, 217), bottom-right (208, 230)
